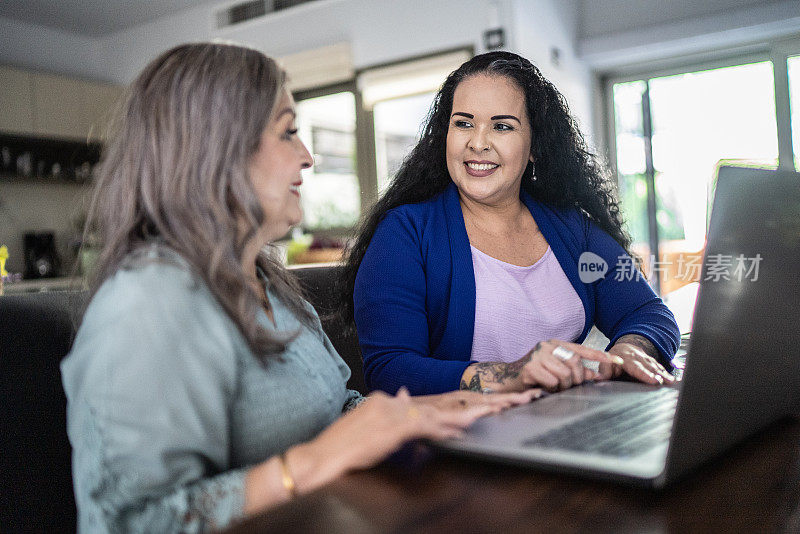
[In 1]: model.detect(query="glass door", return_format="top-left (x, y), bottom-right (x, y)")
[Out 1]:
top-left (612, 60), bottom-right (779, 295)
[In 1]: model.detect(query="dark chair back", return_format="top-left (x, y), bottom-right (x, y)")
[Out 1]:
top-left (289, 264), bottom-right (365, 395)
top-left (0, 290), bottom-right (85, 533)
top-left (0, 264), bottom-right (364, 532)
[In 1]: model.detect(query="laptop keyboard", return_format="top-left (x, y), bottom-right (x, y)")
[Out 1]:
top-left (522, 388), bottom-right (679, 458)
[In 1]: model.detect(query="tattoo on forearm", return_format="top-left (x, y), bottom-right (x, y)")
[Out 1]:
top-left (460, 373), bottom-right (483, 392)
top-left (616, 334), bottom-right (658, 359)
top-left (460, 343), bottom-right (539, 391)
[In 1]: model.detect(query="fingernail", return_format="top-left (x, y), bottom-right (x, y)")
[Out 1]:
top-left (611, 356), bottom-right (624, 365)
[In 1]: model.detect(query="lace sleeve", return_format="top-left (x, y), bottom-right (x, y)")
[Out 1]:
top-left (112, 468), bottom-right (248, 532)
top-left (343, 389), bottom-right (366, 412)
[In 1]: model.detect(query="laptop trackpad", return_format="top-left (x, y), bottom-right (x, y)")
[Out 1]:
top-left (461, 396), bottom-right (613, 446)
top-left (526, 396), bottom-right (601, 417)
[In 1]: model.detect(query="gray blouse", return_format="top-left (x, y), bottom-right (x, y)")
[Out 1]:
top-left (61, 247), bottom-right (362, 533)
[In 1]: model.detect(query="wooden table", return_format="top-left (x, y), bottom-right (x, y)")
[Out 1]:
top-left (226, 418), bottom-right (800, 533)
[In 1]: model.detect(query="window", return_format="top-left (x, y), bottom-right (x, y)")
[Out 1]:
top-left (280, 50), bottom-right (470, 264)
top-left (360, 49), bottom-right (469, 197)
top-left (291, 49), bottom-right (471, 236)
top-left (612, 80), bottom-right (649, 247)
top-left (609, 56), bottom-right (787, 295)
top-left (788, 55), bottom-right (800, 171)
top-left (373, 91), bottom-right (436, 193)
top-left (295, 91), bottom-right (360, 230)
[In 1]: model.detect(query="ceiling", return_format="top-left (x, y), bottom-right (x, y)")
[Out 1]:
top-left (3, 0), bottom-right (789, 40)
top-left (578, 0), bottom-right (787, 38)
top-left (0, 0), bottom-right (224, 37)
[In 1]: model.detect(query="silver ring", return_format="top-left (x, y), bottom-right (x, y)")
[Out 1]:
top-left (552, 346), bottom-right (575, 362)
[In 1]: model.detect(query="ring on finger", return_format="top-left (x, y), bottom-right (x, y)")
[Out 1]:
top-left (552, 346), bottom-right (575, 362)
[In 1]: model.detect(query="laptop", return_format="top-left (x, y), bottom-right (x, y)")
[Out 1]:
top-left (435, 166), bottom-right (800, 487)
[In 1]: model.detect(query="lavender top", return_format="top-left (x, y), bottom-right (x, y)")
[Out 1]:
top-left (470, 245), bottom-right (585, 363)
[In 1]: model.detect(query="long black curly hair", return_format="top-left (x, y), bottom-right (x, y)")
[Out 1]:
top-left (335, 51), bottom-right (630, 327)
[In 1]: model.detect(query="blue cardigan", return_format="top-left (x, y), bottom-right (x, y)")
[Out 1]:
top-left (354, 183), bottom-right (680, 395)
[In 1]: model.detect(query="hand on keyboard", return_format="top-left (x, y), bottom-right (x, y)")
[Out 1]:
top-left (605, 334), bottom-right (675, 386)
top-left (461, 340), bottom-right (624, 393)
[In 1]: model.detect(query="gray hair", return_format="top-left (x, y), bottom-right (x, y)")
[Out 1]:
top-left (85, 42), bottom-right (314, 356)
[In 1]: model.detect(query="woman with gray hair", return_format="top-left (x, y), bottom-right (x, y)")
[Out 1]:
top-left (61, 42), bottom-right (536, 533)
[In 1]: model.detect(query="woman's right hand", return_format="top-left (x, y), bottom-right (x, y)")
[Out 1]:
top-left (305, 388), bottom-right (494, 475)
top-left (460, 339), bottom-right (624, 393)
top-left (246, 387), bottom-right (505, 511)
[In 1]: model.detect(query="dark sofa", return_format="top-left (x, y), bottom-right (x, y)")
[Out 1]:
top-left (0, 264), bottom-right (362, 532)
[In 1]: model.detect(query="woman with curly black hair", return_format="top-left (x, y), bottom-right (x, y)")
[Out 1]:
top-left (339, 51), bottom-right (680, 396)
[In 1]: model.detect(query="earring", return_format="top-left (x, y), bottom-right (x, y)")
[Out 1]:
top-left (530, 161), bottom-right (537, 181)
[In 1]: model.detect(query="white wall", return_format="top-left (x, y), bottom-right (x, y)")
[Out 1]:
top-left (0, 16), bottom-right (112, 82)
top-left (0, 0), bottom-right (523, 84)
top-left (579, 0), bottom-right (774, 39)
top-left (511, 0), bottom-right (595, 146)
top-left (99, 0), bottom-right (516, 85)
top-left (97, 0), bottom-right (596, 133)
top-left (577, 0), bottom-right (800, 70)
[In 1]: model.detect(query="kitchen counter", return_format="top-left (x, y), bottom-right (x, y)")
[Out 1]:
top-left (2, 276), bottom-right (84, 295)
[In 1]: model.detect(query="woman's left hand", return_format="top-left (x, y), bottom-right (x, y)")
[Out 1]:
top-left (411, 389), bottom-right (541, 413)
top-left (600, 336), bottom-right (675, 385)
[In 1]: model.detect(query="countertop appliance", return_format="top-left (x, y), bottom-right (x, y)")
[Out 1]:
top-left (24, 232), bottom-right (60, 279)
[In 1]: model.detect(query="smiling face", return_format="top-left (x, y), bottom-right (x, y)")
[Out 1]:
top-left (445, 74), bottom-right (533, 206)
top-left (249, 90), bottom-right (313, 241)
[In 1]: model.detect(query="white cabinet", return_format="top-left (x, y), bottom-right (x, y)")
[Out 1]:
top-left (0, 66), bottom-right (35, 136)
top-left (1, 66), bottom-right (123, 141)
top-left (32, 73), bottom-right (91, 140)
top-left (82, 82), bottom-right (122, 140)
